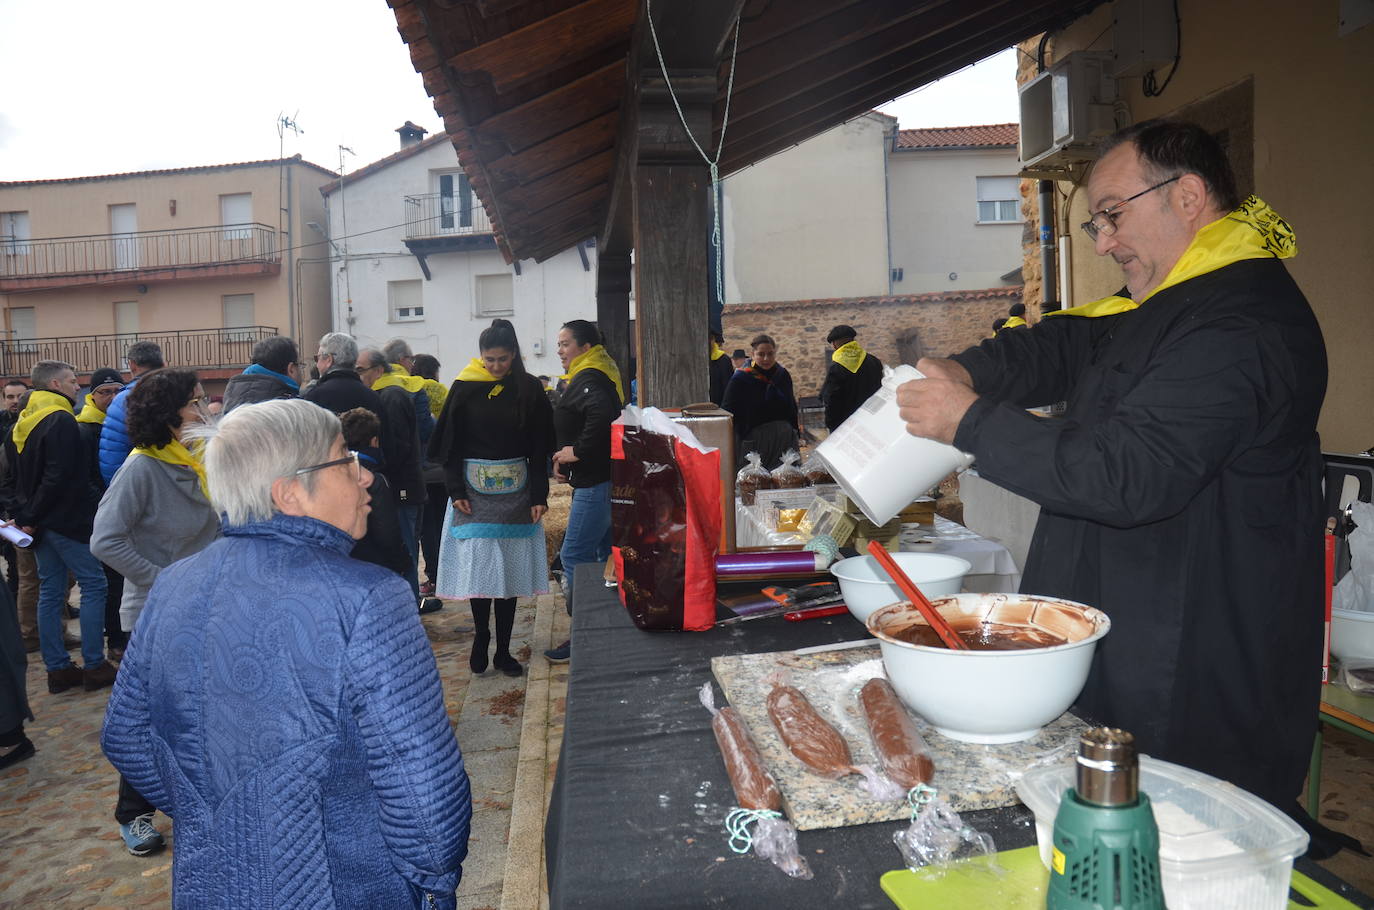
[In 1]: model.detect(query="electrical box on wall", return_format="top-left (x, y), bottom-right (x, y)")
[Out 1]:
top-left (1018, 51), bottom-right (1117, 182)
top-left (1113, 0), bottom-right (1180, 77)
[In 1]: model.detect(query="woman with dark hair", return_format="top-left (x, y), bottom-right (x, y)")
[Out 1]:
top-left (722, 333), bottom-right (799, 469)
top-left (429, 319), bottom-right (555, 676)
top-left (543, 318), bottom-right (625, 663)
top-left (90, 367), bottom-right (219, 857)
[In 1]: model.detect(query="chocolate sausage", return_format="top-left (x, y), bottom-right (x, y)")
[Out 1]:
top-left (766, 683), bottom-right (853, 779)
top-left (859, 678), bottom-right (934, 789)
top-left (711, 706), bottom-right (783, 812)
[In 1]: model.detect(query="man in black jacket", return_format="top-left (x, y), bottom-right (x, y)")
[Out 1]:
top-left (222, 336), bottom-right (300, 413)
top-left (819, 324), bottom-right (884, 431)
top-left (304, 332), bottom-right (385, 417)
top-left (3, 360), bottom-right (113, 693)
top-left (359, 347), bottom-right (425, 601)
top-left (896, 120), bottom-right (1327, 826)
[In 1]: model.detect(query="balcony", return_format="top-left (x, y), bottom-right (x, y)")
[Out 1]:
top-left (0, 223), bottom-right (280, 292)
top-left (402, 194), bottom-right (497, 272)
top-left (0, 326), bottom-right (279, 381)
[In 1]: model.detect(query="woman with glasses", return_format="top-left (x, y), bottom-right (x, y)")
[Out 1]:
top-left (90, 368), bottom-right (219, 858)
top-left (102, 399), bottom-right (472, 907)
top-left (429, 319), bottom-right (555, 676)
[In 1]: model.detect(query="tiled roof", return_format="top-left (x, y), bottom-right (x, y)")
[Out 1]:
top-left (319, 132), bottom-right (452, 196)
top-left (0, 154), bottom-right (337, 187)
top-left (894, 123), bottom-right (1019, 149)
top-left (726, 286), bottom-right (1022, 314)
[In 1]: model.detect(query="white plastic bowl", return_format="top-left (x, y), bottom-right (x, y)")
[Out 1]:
top-left (1332, 608), bottom-right (1374, 661)
top-left (866, 593), bottom-right (1110, 743)
top-left (829, 552), bottom-right (972, 623)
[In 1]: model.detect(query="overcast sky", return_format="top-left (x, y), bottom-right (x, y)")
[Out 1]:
top-left (0, 0), bottom-right (1019, 182)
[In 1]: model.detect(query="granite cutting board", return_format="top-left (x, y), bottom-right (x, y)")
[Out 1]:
top-left (710, 642), bottom-right (1089, 831)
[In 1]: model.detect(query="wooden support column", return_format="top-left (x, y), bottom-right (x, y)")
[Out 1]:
top-left (596, 250), bottom-right (632, 377)
top-left (633, 70), bottom-right (713, 408)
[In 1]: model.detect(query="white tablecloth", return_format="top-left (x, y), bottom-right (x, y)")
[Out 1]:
top-left (734, 504), bottom-right (1021, 593)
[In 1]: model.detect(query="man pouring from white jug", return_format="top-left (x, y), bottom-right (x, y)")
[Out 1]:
top-left (895, 119), bottom-right (1337, 851)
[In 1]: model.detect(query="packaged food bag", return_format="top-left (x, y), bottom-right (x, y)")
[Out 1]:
top-left (611, 406), bottom-right (722, 631)
top-left (771, 450), bottom-right (808, 489)
top-left (736, 452), bottom-right (775, 505)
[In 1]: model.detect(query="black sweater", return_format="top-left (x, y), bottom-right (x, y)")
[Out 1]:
top-left (552, 367), bottom-right (621, 488)
top-left (430, 372), bottom-right (555, 503)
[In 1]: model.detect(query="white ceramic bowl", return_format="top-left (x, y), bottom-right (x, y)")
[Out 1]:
top-left (830, 552), bottom-right (972, 622)
top-left (1332, 608), bottom-right (1374, 661)
top-left (866, 593), bottom-right (1110, 744)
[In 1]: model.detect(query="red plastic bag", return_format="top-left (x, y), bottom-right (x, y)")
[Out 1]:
top-left (611, 406), bottom-right (721, 631)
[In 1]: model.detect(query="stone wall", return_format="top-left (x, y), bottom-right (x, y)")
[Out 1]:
top-left (721, 287), bottom-right (1023, 397)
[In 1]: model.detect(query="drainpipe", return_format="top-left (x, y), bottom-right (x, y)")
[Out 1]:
top-left (1036, 33), bottom-right (1058, 313)
top-left (883, 122), bottom-right (895, 294)
top-left (286, 163), bottom-right (297, 342)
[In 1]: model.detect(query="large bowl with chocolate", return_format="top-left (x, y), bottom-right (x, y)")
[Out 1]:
top-left (830, 552), bottom-right (972, 623)
top-left (865, 593), bottom-right (1110, 744)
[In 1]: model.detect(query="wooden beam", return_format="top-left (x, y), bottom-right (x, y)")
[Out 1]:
top-left (469, 61), bottom-right (623, 159)
top-left (597, 251), bottom-right (633, 379)
top-left (484, 111), bottom-right (618, 188)
top-left (500, 150), bottom-right (614, 216)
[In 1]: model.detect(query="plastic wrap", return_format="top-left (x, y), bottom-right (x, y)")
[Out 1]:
top-left (699, 684), bottom-right (813, 880)
top-left (800, 450), bottom-right (834, 486)
top-left (771, 449), bottom-right (808, 489)
top-left (1334, 500), bottom-right (1374, 615)
top-left (736, 452), bottom-right (775, 506)
top-left (893, 787), bottom-right (998, 875)
top-left (859, 678), bottom-right (935, 789)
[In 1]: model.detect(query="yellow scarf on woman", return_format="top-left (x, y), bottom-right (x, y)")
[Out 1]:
top-left (13, 391), bottom-right (73, 454)
top-left (830, 340), bottom-right (868, 373)
top-left (561, 344), bottom-right (625, 404)
top-left (75, 393), bottom-right (108, 425)
top-left (1006, 196), bottom-right (1296, 327)
top-left (372, 363), bottom-right (428, 394)
top-left (455, 358), bottom-right (506, 399)
top-left (131, 437), bottom-right (209, 499)
top-left (710, 341), bottom-right (727, 361)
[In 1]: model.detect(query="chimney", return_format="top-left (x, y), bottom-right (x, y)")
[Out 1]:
top-left (396, 121), bottom-right (428, 149)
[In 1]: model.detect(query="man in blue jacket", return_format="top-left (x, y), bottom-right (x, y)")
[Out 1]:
top-left (98, 341), bottom-right (164, 485)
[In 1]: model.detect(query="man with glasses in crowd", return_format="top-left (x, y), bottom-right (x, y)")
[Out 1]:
top-left (892, 119), bottom-right (1331, 846)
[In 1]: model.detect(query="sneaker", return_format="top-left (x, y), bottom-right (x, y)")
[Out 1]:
top-left (119, 814), bottom-right (166, 857)
top-left (543, 640), bottom-right (571, 663)
top-left (419, 581), bottom-right (436, 596)
top-left (83, 660), bottom-right (118, 692)
top-left (47, 665), bottom-right (84, 694)
top-left (418, 597), bottom-right (443, 615)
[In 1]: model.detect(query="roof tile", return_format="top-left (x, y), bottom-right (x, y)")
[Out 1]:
top-left (726, 286), bottom-right (1022, 314)
top-left (895, 123), bottom-right (1018, 149)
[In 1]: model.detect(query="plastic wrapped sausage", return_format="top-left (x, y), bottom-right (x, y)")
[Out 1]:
top-left (860, 678), bottom-right (935, 789)
top-left (767, 682), bottom-right (854, 779)
top-left (711, 703), bottom-right (782, 811)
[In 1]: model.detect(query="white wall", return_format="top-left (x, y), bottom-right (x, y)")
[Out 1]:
top-left (887, 147), bottom-right (1025, 293)
top-left (321, 140), bottom-right (596, 381)
top-left (722, 113), bottom-right (892, 304)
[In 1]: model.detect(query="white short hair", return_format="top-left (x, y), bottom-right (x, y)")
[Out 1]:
top-left (193, 399), bottom-right (340, 526)
top-left (318, 332), bottom-right (358, 370)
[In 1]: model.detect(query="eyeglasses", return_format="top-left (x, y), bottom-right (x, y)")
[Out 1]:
top-left (294, 450), bottom-right (361, 478)
top-left (1080, 175), bottom-right (1182, 241)
top-left (185, 395), bottom-right (211, 408)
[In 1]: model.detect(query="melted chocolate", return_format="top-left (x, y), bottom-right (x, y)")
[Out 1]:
top-left (890, 620), bottom-right (1067, 651)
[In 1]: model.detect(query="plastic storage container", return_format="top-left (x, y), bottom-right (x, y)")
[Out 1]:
top-left (1015, 755), bottom-right (1308, 910)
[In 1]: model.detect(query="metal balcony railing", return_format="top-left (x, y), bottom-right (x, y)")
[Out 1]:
top-left (0, 223), bottom-right (278, 279)
top-left (403, 193), bottom-right (493, 239)
top-left (0, 326), bottom-right (279, 379)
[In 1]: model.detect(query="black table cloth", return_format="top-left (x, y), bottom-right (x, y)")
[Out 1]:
top-left (545, 565), bottom-right (1372, 909)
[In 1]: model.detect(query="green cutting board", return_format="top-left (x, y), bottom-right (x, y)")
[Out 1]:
top-left (880, 845), bottom-right (1359, 909)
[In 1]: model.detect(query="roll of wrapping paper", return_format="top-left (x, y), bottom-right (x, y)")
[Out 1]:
top-left (715, 551), bottom-right (830, 580)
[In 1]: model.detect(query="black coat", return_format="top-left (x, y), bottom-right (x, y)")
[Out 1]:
top-left (4, 403), bottom-right (102, 543)
top-left (950, 258), bottom-right (1327, 809)
top-left (349, 449), bottom-right (413, 580)
top-left (429, 373), bottom-right (555, 504)
top-left (553, 368), bottom-right (621, 488)
top-left (708, 354), bottom-right (734, 406)
top-left (375, 385), bottom-right (425, 507)
top-left (303, 368), bottom-right (385, 418)
top-left (820, 351), bottom-right (884, 430)
top-left (222, 370), bottom-right (297, 413)
top-left (721, 364), bottom-right (798, 442)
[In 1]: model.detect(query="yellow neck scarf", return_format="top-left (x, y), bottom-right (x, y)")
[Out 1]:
top-left (455, 358), bottom-right (507, 399)
top-left (75, 393), bottom-right (108, 425)
top-left (372, 363), bottom-right (428, 394)
top-left (131, 437), bottom-right (209, 500)
top-left (561, 344), bottom-right (626, 404)
top-left (13, 390), bottom-right (73, 454)
top-left (830, 340), bottom-right (868, 373)
top-left (1013, 196), bottom-right (1296, 328)
top-left (710, 341), bottom-right (727, 361)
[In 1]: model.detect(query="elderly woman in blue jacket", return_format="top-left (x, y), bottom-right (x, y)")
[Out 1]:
top-left (101, 399), bottom-right (471, 908)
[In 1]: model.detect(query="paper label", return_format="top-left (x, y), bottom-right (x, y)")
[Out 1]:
top-left (1051, 846), bottom-right (1066, 875)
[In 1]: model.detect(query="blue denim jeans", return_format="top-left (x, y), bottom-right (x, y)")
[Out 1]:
top-left (397, 502), bottom-right (422, 601)
top-left (560, 481), bottom-right (613, 581)
top-left (33, 530), bottom-right (108, 671)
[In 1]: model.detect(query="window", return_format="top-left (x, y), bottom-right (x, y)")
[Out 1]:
top-left (476, 273), bottom-right (514, 317)
top-left (436, 171), bottom-right (474, 231)
top-left (114, 301), bottom-right (139, 337)
top-left (976, 176), bottom-right (1021, 223)
top-left (2, 211), bottom-right (31, 255)
top-left (220, 193), bottom-right (253, 240)
top-left (222, 293), bottom-right (255, 341)
top-left (9, 307), bottom-right (37, 352)
top-left (388, 280), bottom-right (425, 322)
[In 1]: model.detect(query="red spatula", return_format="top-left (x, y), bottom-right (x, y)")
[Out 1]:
top-left (866, 540), bottom-right (968, 650)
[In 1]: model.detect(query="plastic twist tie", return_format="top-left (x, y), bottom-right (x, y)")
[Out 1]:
top-left (907, 783), bottom-right (938, 821)
top-left (804, 533), bottom-right (840, 564)
top-left (724, 807), bottom-right (782, 854)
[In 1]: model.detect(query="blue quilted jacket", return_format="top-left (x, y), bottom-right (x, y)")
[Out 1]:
top-left (102, 514), bottom-right (471, 908)
top-left (98, 380), bottom-right (137, 484)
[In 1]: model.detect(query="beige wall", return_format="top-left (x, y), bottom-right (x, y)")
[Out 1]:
top-left (1044, 1), bottom-right (1374, 452)
top-left (888, 147), bottom-right (1025, 292)
top-left (722, 113), bottom-right (892, 303)
top-left (0, 160), bottom-right (332, 352)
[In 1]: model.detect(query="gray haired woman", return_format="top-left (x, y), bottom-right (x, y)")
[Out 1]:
top-left (102, 399), bottom-right (472, 908)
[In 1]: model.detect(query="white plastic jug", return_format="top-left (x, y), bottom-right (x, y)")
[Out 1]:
top-left (815, 364), bottom-right (974, 525)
